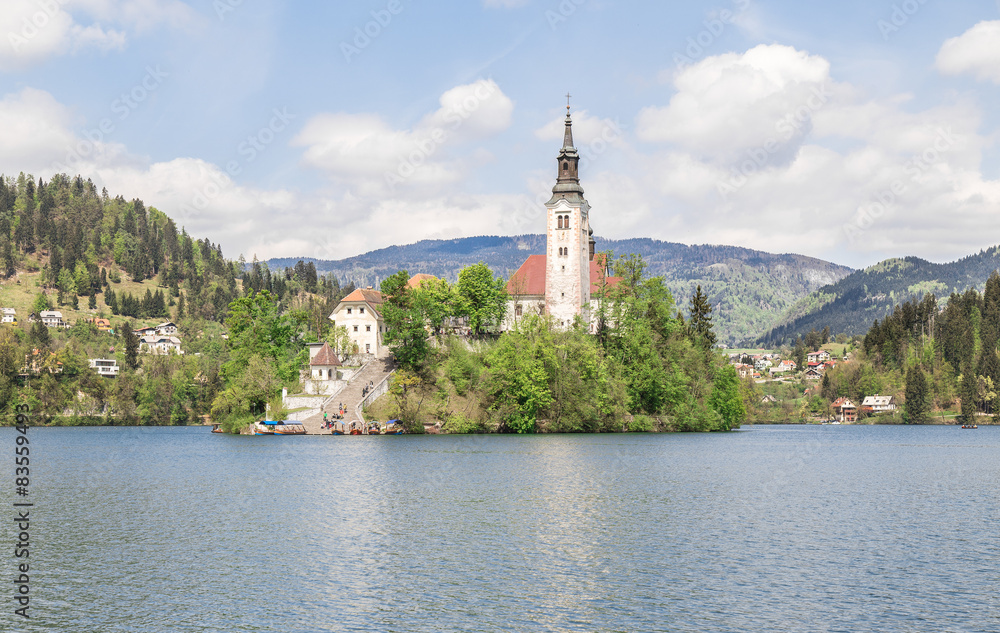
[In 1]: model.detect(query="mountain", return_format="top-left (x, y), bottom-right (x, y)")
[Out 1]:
top-left (269, 236), bottom-right (853, 344)
top-left (756, 246), bottom-right (1000, 346)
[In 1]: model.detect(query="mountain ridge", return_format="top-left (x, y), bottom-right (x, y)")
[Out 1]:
top-left (268, 235), bottom-right (854, 344)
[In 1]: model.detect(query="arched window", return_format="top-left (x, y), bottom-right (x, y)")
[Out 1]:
top-left (563, 162), bottom-right (569, 171)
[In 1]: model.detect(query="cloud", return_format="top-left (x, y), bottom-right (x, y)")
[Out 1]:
top-left (935, 20), bottom-right (1000, 84)
top-left (0, 0), bottom-right (197, 71)
top-left (293, 79), bottom-right (514, 194)
top-left (637, 45), bottom-right (833, 167)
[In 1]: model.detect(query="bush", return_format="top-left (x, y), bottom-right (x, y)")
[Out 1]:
top-left (629, 414), bottom-right (655, 432)
top-left (444, 412), bottom-right (484, 434)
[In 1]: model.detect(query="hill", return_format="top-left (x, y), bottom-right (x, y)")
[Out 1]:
top-left (756, 246), bottom-right (1000, 346)
top-left (269, 236), bottom-right (853, 344)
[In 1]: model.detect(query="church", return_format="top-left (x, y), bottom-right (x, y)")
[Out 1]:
top-left (504, 103), bottom-right (619, 330)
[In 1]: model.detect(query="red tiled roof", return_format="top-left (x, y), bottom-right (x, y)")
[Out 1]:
top-left (342, 288), bottom-right (384, 305)
top-left (407, 273), bottom-right (437, 289)
top-left (507, 255), bottom-right (547, 296)
top-left (310, 342), bottom-right (341, 367)
top-left (506, 255), bottom-right (622, 296)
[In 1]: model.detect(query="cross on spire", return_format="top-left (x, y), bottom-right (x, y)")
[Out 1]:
top-left (566, 92), bottom-right (572, 112)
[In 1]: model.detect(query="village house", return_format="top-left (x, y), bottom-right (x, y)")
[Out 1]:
top-left (861, 395), bottom-right (896, 414)
top-left (735, 364), bottom-right (753, 379)
top-left (754, 358), bottom-right (773, 372)
top-left (308, 342), bottom-right (341, 381)
top-left (88, 358), bottom-right (119, 378)
top-left (805, 368), bottom-right (822, 380)
top-left (32, 310), bottom-right (69, 328)
top-left (91, 318), bottom-right (112, 332)
top-left (831, 397), bottom-right (857, 423)
top-left (329, 287), bottom-right (385, 357)
top-left (1, 308), bottom-right (16, 325)
top-left (140, 335), bottom-right (183, 355)
top-left (807, 350), bottom-right (832, 363)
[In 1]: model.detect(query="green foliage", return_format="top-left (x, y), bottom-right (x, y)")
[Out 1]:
top-left (120, 321), bottom-right (139, 371)
top-left (222, 289), bottom-right (298, 383)
top-left (444, 339), bottom-right (482, 396)
top-left (629, 414), bottom-right (654, 432)
top-left (380, 270), bottom-right (431, 372)
top-left (456, 262), bottom-right (507, 336)
top-left (689, 285), bottom-right (717, 351)
top-left (903, 365), bottom-right (929, 424)
top-left (708, 365), bottom-right (745, 431)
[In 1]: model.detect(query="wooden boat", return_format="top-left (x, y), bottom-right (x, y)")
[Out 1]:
top-left (383, 419), bottom-right (405, 435)
top-left (253, 421), bottom-right (275, 435)
top-left (211, 423), bottom-right (224, 434)
top-left (367, 426), bottom-right (382, 435)
top-left (349, 429), bottom-right (362, 435)
top-left (273, 421), bottom-right (306, 435)
top-left (331, 429), bottom-right (345, 435)
top-left (961, 424), bottom-right (979, 429)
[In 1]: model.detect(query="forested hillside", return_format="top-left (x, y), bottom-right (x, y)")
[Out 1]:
top-left (757, 247), bottom-right (1000, 346)
top-left (271, 236), bottom-right (852, 345)
top-left (0, 172), bottom-right (350, 425)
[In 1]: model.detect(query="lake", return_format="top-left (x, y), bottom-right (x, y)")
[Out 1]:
top-left (2, 424), bottom-right (999, 632)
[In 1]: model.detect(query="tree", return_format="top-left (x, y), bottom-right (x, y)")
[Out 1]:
top-left (708, 365), bottom-right (746, 430)
top-left (121, 321), bottom-right (140, 371)
top-left (456, 262), bottom-right (507, 337)
top-left (688, 285), bottom-right (716, 350)
top-left (88, 294), bottom-right (97, 309)
top-left (380, 271), bottom-right (431, 371)
top-left (30, 320), bottom-right (50, 348)
top-left (903, 365), bottom-right (929, 424)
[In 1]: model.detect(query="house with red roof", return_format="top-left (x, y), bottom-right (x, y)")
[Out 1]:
top-left (309, 342), bottom-right (342, 380)
top-left (328, 287), bottom-right (385, 356)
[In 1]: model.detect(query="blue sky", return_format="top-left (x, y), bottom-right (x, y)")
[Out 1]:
top-left (2, 0), bottom-right (1000, 269)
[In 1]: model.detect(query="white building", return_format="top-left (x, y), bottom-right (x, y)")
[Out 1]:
top-left (328, 288), bottom-right (385, 356)
top-left (140, 335), bottom-right (183, 355)
top-left (308, 342), bottom-right (341, 380)
top-left (505, 105), bottom-right (619, 330)
top-left (861, 395), bottom-right (896, 413)
top-left (40, 311), bottom-right (67, 327)
top-left (1, 308), bottom-right (16, 324)
top-left (88, 359), bottom-right (119, 377)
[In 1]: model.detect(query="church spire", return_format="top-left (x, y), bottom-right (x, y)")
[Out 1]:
top-left (549, 96), bottom-right (584, 204)
top-left (563, 94), bottom-right (575, 149)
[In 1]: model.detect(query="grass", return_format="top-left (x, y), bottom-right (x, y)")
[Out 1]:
top-left (0, 263), bottom-right (176, 330)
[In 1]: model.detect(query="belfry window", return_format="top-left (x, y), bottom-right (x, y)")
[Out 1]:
top-left (563, 162), bottom-right (569, 171)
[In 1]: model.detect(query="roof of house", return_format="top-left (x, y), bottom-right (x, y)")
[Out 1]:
top-left (407, 273), bottom-right (438, 289)
top-left (506, 255), bottom-right (621, 297)
top-left (141, 335), bottom-right (181, 345)
top-left (832, 397), bottom-right (855, 408)
top-left (862, 395), bottom-right (894, 406)
top-left (40, 311), bottom-right (62, 318)
top-left (310, 342), bottom-right (341, 367)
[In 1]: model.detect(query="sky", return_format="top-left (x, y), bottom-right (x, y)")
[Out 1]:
top-left (1, 0), bottom-right (1000, 269)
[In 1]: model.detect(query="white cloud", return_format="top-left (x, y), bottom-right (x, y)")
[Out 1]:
top-left (637, 45), bottom-right (833, 167)
top-left (0, 0), bottom-right (197, 71)
top-left (293, 79), bottom-right (514, 194)
top-left (935, 20), bottom-right (1000, 84)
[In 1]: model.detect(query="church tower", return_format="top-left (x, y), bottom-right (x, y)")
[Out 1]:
top-left (545, 102), bottom-right (594, 326)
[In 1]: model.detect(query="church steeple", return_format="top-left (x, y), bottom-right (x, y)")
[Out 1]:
top-left (549, 99), bottom-right (585, 205)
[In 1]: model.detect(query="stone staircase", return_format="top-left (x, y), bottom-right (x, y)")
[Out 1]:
top-left (300, 356), bottom-right (395, 434)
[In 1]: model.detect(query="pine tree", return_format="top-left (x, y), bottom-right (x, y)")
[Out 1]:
top-left (689, 285), bottom-right (716, 350)
top-left (88, 294), bottom-right (97, 309)
top-left (176, 292), bottom-right (185, 319)
top-left (904, 365), bottom-right (928, 424)
top-left (121, 321), bottom-right (140, 370)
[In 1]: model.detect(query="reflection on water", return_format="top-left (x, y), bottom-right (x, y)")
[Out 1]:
top-left (1, 425), bottom-right (999, 632)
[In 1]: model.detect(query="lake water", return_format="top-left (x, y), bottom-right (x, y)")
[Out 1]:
top-left (2, 424), bottom-right (999, 632)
